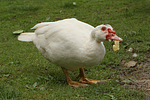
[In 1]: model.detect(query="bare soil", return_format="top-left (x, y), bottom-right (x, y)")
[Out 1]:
top-left (119, 58), bottom-right (150, 100)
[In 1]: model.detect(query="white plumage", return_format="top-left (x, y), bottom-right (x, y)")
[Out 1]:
top-left (18, 18), bottom-right (122, 87)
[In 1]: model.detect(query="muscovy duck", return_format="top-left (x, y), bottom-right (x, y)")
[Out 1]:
top-left (18, 18), bottom-right (122, 87)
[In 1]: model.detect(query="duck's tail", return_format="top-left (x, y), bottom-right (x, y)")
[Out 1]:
top-left (18, 33), bottom-right (36, 42)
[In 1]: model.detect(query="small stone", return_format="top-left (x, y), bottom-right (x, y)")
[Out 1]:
top-left (132, 53), bottom-right (138, 58)
top-left (131, 31), bottom-right (136, 34)
top-left (46, 17), bottom-right (50, 21)
top-left (33, 82), bottom-right (38, 88)
top-left (60, 10), bottom-right (65, 14)
top-left (120, 60), bottom-right (126, 65)
top-left (73, 2), bottom-right (76, 6)
top-left (62, 94), bottom-right (67, 97)
top-left (122, 79), bottom-right (132, 84)
top-left (128, 47), bottom-right (133, 52)
top-left (146, 89), bottom-right (150, 92)
top-left (147, 58), bottom-right (150, 62)
top-left (40, 86), bottom-right (45, 90)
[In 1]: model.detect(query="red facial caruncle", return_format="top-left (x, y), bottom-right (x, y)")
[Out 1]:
top-left (106, 28), bottom-right (116, 38)
top-left (101, 27), bottom-right (122, 42)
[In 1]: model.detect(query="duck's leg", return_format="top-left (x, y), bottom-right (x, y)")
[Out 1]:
top-left (76, 68), bottom-right (106, 84)
top-left (61, 67), bottom-right (88, 88)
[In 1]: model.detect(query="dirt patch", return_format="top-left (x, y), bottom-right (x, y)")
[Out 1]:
top-left (118, 59), bottom-right (150, 100)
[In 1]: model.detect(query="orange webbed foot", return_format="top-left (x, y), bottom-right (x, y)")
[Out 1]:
top-left (78, 77), bottom-right (107, 84)
top-left (68, 81), bottom-right (88, 88)
top-left (76, 68), bottom-right (107, 84)
top-left (61, 67), bottom-right (88, 88)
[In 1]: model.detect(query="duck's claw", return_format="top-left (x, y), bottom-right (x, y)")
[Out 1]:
top-left (79, 77), bottom-right (107, 84)
top-left (68, 81), bottom-right (88, 88)
top-left (77, 68), bottom-right (107, 84)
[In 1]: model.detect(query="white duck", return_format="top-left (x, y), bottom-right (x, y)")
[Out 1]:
top-left (18, 18), bottom-right (122, 87)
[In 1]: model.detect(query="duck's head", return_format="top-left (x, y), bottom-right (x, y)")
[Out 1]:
top-left (91, 24), bottom-right (123, 43)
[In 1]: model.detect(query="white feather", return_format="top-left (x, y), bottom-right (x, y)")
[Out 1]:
top-left (18, 18), bottom-right (109, 71)
top-left (18, 33), bottom-right (35, 42)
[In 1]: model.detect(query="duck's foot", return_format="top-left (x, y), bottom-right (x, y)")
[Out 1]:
top-left (76, 68), bottom-right (107, 84)
top-left (79, 77), bottom-right (106, 84)
top-left (61, 67), bottom-right (88, 88)
top-left (68, 81), bottom-right (88, 88)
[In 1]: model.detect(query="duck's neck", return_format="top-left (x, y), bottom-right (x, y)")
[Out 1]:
top-left (84, 29), bottom-right (106, 57)
top-left (85, 34), bottom-right (105, 54)
top-left (90, 28), bottom-right (103, 43)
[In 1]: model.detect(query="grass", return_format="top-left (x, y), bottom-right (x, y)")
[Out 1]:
top-left (0, 0), bottom-right (149, 99)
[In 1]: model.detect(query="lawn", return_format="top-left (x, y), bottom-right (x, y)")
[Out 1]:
top-left (0, 0), bottom-right (149, 99)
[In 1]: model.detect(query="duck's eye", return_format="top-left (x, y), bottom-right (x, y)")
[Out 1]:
top-left (101, 27), bottom-right (106, 31)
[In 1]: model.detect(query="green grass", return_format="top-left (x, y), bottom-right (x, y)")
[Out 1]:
top-left (0, 0), bottom-right (149, 99)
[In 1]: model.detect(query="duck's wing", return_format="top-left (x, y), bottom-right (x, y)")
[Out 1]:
top-left (32, 18), bottom-right (94, 39)
top-left (32, 18), bottom-right (94, 64)
top-left (32, 18), bottom-right (94, 47)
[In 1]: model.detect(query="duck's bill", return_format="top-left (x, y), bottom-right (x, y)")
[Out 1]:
top-left (107, 34), bottom-right (123, 42)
